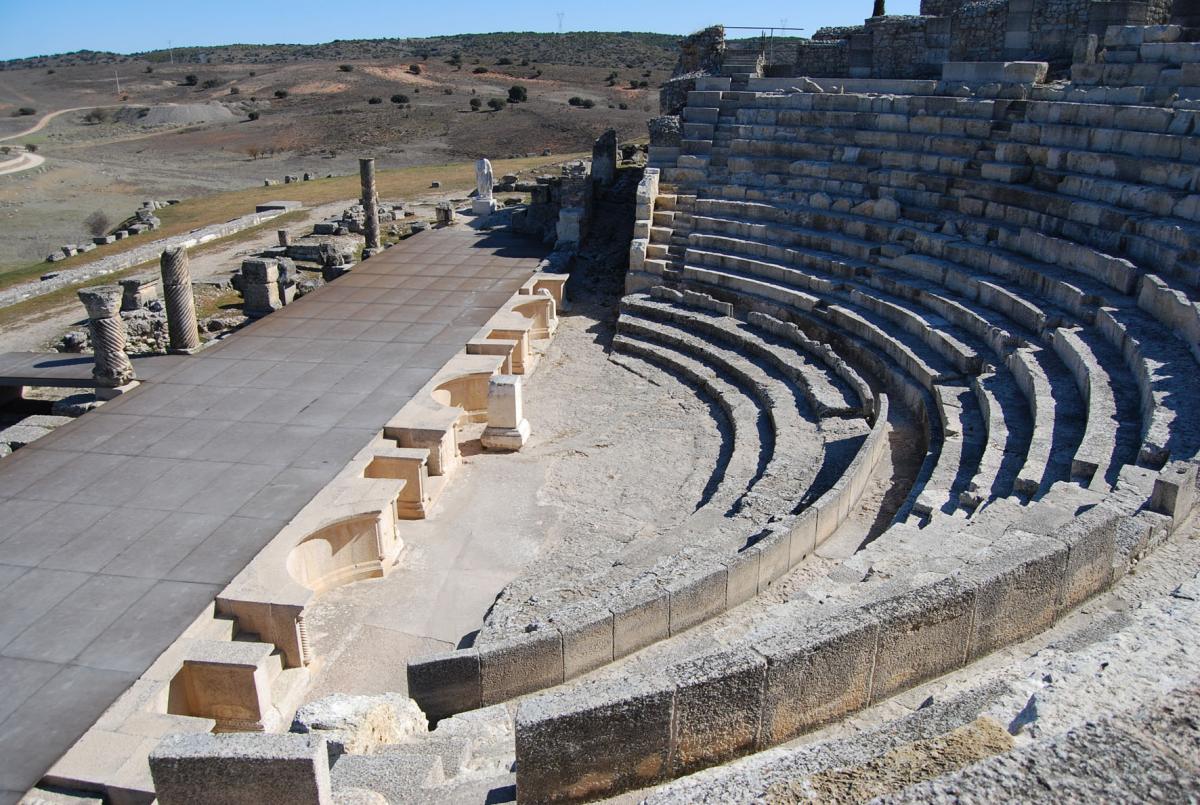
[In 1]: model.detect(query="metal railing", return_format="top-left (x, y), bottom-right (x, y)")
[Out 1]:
top-left (724, 25), bottom-right (807, 67)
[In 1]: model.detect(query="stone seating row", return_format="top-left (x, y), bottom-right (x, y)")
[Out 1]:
top-left (658, 182), bottom-right (1200, 470)
top-left (406, 292), bottom-right (890, 721)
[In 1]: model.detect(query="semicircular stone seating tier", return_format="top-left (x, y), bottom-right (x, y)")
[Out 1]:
top-left (402, 81), bottom-right (1200, 804)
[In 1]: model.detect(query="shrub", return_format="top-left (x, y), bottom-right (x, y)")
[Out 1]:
top-left (47, 69), bottom-right (55, 74)
top-left (367, 96), bottom-right (382, 104)
top-left (568, 96), bottom-right (583, 106)
top-left (606, 71), bottom-right (618, 85)
top-left (628, 79), bottom-right (640, 89)
top-left (391, 93), bottom-right (409, 104)
top-left (447, 53), bottom-right (463, 68)
top-left (507, 85), bottom-right (527, 103)
top-left (443, 87), bottom-right (453, 95)
top-left (84, 210), bottom-right (111, 236)
top-left (145, 66), bottom-right (153, 73)
top-left (274, 89), bottom-right (288, 98)
top-left (472, 66), bottom-right (487, 74)
top-left (487, 98), bottom-right (506, 111)
top-left (497, 57), bottom-right (513, 65)
top-left (338, 63), bottom-right (354, 72)
top-left (25, 143), bottom-right (38, 152)
top-left (184, 74), bottom-right (198, 86)
top-left (201, 78), bottom-right (220, 89)
top-left (408, 64), bottom-right (422, 75)
top-left (249, 71), bottom-right (257, 76)
top-left (581, 98), bottom-right (596, 109)
top-left (84, 108), bottom-right (110, 124)
top-left (229, 86), bottom-right (240, 95)
top-left (618, 102), bottom-right (629, 110)
top-left (470, 98), bottom-right (482, 111)
top-left (639, 80), bottom-right (649, 88)
top-left (248, 111), bottom-right (260, 120)
top-left (16, 107), bottom-right (35, 116)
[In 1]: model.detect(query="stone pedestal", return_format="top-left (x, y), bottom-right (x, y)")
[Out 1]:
top-left (482, 375), bottom-right (531, 451)
top-left (359, 158), bottom-right (381, 251)
top-left (592, 128), bottom-right (617, 186)
top-left (119, 276), bottom-right (160, 312)
top-left (472, 198), bottom-right (500, 216)
top-left (435, 202), bottom-right (456, 226)
top-left (277, 229), bottom-right (291, 247)
top-left (78, 285), bottom-right (136, 390)
top-left (160, 246), bottom-right (201, 354)
top-left (242, 259), bottom-right (282, 318)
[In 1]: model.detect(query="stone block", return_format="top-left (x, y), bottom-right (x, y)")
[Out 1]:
top-left (406, 650), bottom-right (479, 722)
top-left (515, 675), bottom-right (674, 803)
top-left (667, 650), bottom-right (766, 776)
top-left (723, 547), bottom-right (760, 608)
top-left (941, 61), bottom-right (1048, 84)
top-left (553, 600), bottom-right (614, 679)
top-left (958, 531), bottom-right (1067, 660)
top-left (756, 608), bottom-right (880, 744)
top-left (481, 374), bottom-right (531, 451)
top-left (666, 566), bottom-right (727, 634)
top-left (479, 630), bottom-right (563, 705)
top-left (866, 577), bottom-right (974, 702)
top-left (150, 733), bottom-right (331, 805)
top-left (611, 579), bottom-right (669, 658)
top-left (1055, 504), bottom-right (1120, 609)
top-left (1151, 461), bottom-right (1196, 522)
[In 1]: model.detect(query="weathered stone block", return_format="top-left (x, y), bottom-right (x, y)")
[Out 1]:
top-left (667, 650), bottom-right (766, 776)
top-left (756, 608), bottom-right (880, 744)
top-left (406, 650), bottom-right (480, 722)
top-left (515, 675), bottom-right (674, 803)
top-left (150, 733), bottom-right (331, 805)
top-left (867, 577), bottom-right (974, 702)
top-left (553, 600), bottom-right (614, 679)
top-left (611, 579), bottom-right (669, 658)
top-left (479, 630), bottom-right (563, 705)
top-left (667, 566), bottom-right (727, 634)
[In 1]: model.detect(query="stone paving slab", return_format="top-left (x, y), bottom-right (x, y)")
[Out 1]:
top-left (0, 227), bottom-right (546, 803)
top-left (0, 352), bottom-right (184, 389)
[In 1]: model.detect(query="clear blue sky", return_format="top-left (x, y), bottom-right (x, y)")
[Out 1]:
top-left (0, 0), bottom-right (921, 61)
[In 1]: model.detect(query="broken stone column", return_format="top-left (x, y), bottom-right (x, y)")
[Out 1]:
top-left (277, 229), bottom-right (291, 248)
top-left (472, 158), bottom-right (498, 216)
top-left (481, 374), bottom-right (531, 451)
top-left (119, 275), bottom-right (159, 312)
top-left (242, 258), bottom-right (282, 318)
top-left (359, 158), bottom-right (381, 253)
top-left (592, 128), bottom-right (617, 186)
top-left (159, 246), bottom-right (201, 354)
top-left (78, 285), bottom-right (136, 397)
top-left (435, 202), bottom-right (456, 226)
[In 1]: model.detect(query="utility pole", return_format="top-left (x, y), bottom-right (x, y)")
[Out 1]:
top-left (557, 12), bottom-right (564, 33)
top-left (114, 68), bottom-right (121, 96)
top-left (168, 39), bottom-right (174, 64)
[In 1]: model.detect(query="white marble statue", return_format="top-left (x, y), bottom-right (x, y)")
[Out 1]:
top-left (476, 158), bottom-right (494, 200)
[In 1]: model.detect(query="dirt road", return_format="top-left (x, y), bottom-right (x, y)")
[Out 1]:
top-left (0, 151), bottom-right (45, 175)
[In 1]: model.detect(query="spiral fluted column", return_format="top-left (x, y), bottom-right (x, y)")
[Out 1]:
top-left (159, 245), bottom-right (201, 354)
top-left (77, 285), bottom-right (136, 390)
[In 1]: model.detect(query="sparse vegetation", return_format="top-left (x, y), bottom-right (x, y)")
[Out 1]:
top-left (507, 85), bottom-right (528, 103)
top-left (183, 74), bottom-right (198, 86)
top-left (201, 78), bottom-right (220, 89)
top-left (470, 98), bottom-right (482, 111)
top-left (568, 96), bottom-right (583, 106)
top-left (487, 98), bottom-right (506, 111)
top-left (443, 87), bottom-right (453, 95)
top-left (229, 86), bottom-right (240, 95)
top-left (338, 63), bottom-right (355, 72)
top-left (497, 57), bottom-right (514, 66)
top-left (247, 111), bottom-right (260, 121)
top-left (367, 96), bottom-right (383, 104)
top-left (473, 67), bottom-right (488, 74)
top-left (408, 64), bottom-right (422, 75)
top-left (391, 94), bottom-right (410, 104)
top-left (83, 108), bottom-right (111, 124)
top-left (274, 89), bottom-right (288, 99)
top-left (16, 107), bottom-right (36, 116)
top-left (25, 143), bottom-right (38, 152)
top-left (84, 210), bottom-right (111, 237)
top-left (581, 98), bottom-right (596, 109)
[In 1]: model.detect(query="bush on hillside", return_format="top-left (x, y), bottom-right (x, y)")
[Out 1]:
top-left (581, 98), bottom-right (596, 109)
top-left (274, 89), bottom-right (288, 98)
top-left (201, 78), bottom-right (220, 89)
top-left (568, 96), bottom-right (583, 106)
top-left (408, 64), bottom-right (422, 75)
top-left (84, 210), bottom-right (111, 236)
top-left (367, 96), bottom-right (382, 104)
top-left (507, 85), bottom-right (527, 103)
top-left (470, 98), bottom-right (482, 111)
top-left (248, 111), bottom-right (260, 121)
top-left (16, 108), bottom-right (35, 116)
top-left (184, 74), bottom-right (198, 86)
top-left (473, 66), bottom-right (488, 74)
top-left (487, 98), bottom-right (506, 111)
top-left (338, 64), bottom-right (354, 72)
top-left (391, 94), bottom-right (409, 104)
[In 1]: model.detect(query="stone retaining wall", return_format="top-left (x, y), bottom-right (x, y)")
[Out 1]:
top-left (0, 207), bottom-right (292, 310)
top-left (513, 500), bottom-right (1161, 802)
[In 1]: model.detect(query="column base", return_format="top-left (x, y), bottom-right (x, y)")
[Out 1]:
top-left (168, 345), bottom-right (202, 355)
top-left (481, 420), bottom-right (531, 451)
top-left (96, 380), bottom-right (139, 401)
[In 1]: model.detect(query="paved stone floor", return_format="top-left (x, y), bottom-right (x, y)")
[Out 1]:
top-left (0, 227), bottom-right (547, 803)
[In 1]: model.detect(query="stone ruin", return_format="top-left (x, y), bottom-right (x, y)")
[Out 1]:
top-left (12, 9), bottom-right (1200, 805)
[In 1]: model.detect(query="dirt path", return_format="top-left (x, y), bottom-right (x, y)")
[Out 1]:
top-left (0, 151), bottom-right (45, 175)
top-left (0, 106), bottom-right (97, 142)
